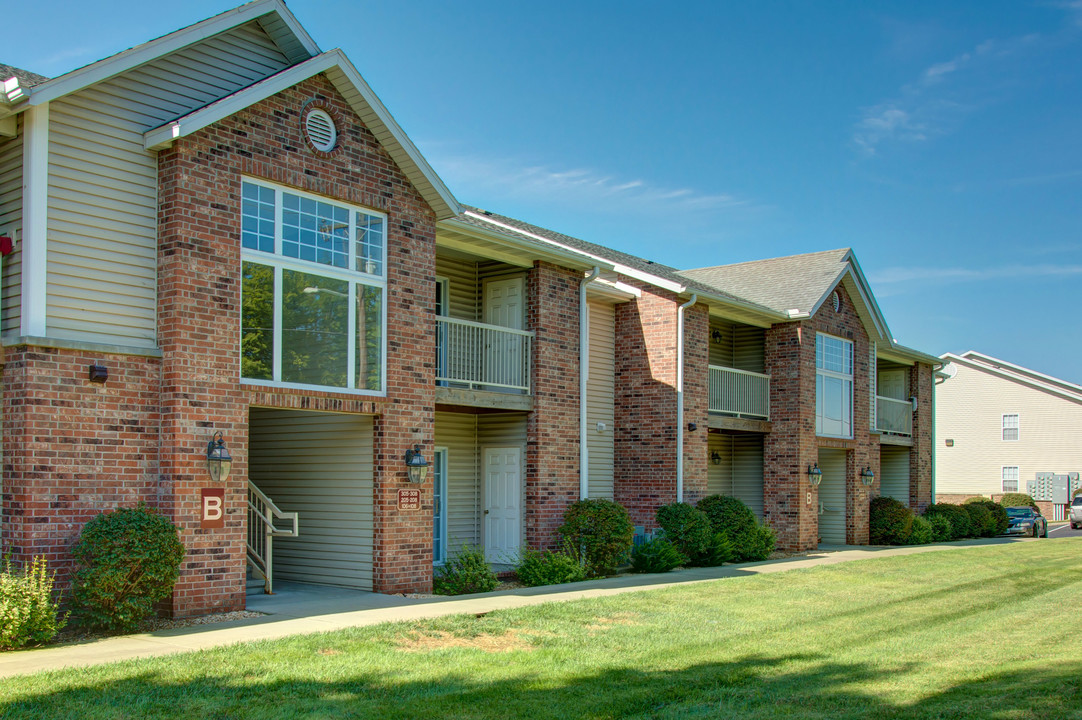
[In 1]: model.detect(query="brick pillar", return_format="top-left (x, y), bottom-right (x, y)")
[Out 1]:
top-left (682, 304), bottom-right (710, 504)
top-left (614, 286), bottom-right (678, 528)
top-left (525, 261), bottom-right (581, 548)
top-left (371, 208), bottom-right (436, 594)
top-left (763, 321), bottom-right (819, 550)
top-left (910, 362), bottom-right (934, 511)
top-left (158, 146), bottom-right (248, 617)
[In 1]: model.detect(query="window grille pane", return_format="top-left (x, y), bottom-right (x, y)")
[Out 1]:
top-left (241, 182), bottom-right (275, 253)
top-left (1002, 467), bottom-right (1019, 493)
top-left (1002, 414), bottom-right (1019, 441)
top-left (281, 191), bottom-right (349, 269)
top-left (356, 213), bottom-right (385, 276)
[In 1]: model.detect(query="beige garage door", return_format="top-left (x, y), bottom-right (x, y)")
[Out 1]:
top-left (818, 449), bottom-right (847, 545)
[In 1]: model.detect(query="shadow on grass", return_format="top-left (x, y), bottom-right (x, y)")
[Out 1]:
top-left (3, 651), bottom-right (1080, 720)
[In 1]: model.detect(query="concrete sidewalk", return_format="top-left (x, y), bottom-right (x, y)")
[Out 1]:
top-left (0, 538), bottom-right (1027, 679)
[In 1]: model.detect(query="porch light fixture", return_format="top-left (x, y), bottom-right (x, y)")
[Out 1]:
top-left (711, 451), bottom-right (722, 466)
top-left (88, 364), bottom-right (108, 383)
top-left (404, 445), bottom-right (429, 484)
top-left (711, 328), bottom-right (723, 344)
top-left (206, 431), bottom-right (233, 483)
top-left (807, 463), bottom-right (823, 487)
top-left (860, 467), bottom-right (876, 486)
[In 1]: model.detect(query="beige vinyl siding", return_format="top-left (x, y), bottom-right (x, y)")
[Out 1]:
top-left (478, 413), bottom-right (527, 447)
top-left (435, 411), bottom-right (480, 554)
top-left (707, 433), bottom-right (765, 518)
top-left (709, 320), bottom-right (765, 373)
top-left (44, 22), bottom-right (291, 346)
top-left (0, 122), bottom-right (22, 334)
top-left (587, 301), bottom-right (615, 499)
top-left (936, 361), bottom-right (1082, 497)
top-left (248, 408), bottom-right (374, 590)
top-left (817, 448), bottom-right (847, 544)
top-left (435, 255), bottom-right (479, 321)
top-left (880, 446), bottom-right (910, 506)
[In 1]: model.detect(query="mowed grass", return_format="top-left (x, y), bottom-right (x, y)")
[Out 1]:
top-left (3, 541), bottom-right (1082, 719)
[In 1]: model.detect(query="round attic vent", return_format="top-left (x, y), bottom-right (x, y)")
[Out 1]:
top-left (304, 108), bottom-right (337, 152)
top-left (832, 291), bottom-right (841, 312)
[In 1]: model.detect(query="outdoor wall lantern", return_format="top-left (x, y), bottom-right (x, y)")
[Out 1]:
top-left (860, 467), bottom-right (876, 486)
top-left (88, 364), bottom-right (108, 383)
top-left (404, 445), bottom-right (429, 484)
top-left (206, 431), bottom-right (233, 483)
top-left (711, 329), bottom-right (724, 344)
top-left (807, 463), bottom-right (823, 487)
top-left (711, 451), bottom-right (722, 465)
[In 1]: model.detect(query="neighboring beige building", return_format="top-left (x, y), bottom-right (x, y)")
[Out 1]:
top-left (936, 351), bottom-right (1082, 517)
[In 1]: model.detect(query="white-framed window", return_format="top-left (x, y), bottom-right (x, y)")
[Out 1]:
top-left (816, 333), bottom-right (854, 438)
top-left (1002, 414), bottom-right (1019, 441)
top-left (433, 448), bottom-right (448, 565)
top-left (240, 178), bottom-right (387, 394)
top-left (1002, 466), bottom-right (1019, 493)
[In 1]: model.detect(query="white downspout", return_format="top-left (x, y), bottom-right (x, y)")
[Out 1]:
top-left (579, 266), bottom-right (601, 500)
top-left (676, 294), bottom-right (697, 503)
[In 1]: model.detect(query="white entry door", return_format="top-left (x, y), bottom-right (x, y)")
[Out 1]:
top-left (483, 277), bottom-right (524, 330)
top-left (483, 446), bottom-right (522, 562)
top-left (483, 277), bottom-right (524, 390)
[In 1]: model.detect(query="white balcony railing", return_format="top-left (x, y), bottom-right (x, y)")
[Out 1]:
top-left (436, 316), bottom-right (533, 393)
top-left (876, 395), bottom-right (913, 436)
top-left (708, 365), bottom-right (770, 420)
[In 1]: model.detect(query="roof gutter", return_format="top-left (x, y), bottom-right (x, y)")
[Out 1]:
top-left (580, 266), bottom-right (601, 500)
top-left (676, 294), bottom-right (698, 503)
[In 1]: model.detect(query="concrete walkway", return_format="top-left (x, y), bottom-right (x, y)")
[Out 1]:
top-left (0, 537), bottom-right (1033, 679)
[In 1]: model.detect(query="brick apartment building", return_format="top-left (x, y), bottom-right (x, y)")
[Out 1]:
top-left (0, 1), bottom-right (938, 616)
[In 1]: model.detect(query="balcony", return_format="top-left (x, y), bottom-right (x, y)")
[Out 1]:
top-left (708, 365), bottom-right (770, 420)
top-left (436, 316), bottom-right (533, 393)
top-left (876, 395), bottom-right (913, 436)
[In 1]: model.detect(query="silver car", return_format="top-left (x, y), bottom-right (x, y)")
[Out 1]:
top-left (1070, 496), bottom-right (1082, 530)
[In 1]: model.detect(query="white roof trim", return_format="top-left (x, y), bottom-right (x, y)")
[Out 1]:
top-left (805, 252), bottom-right (892, 342)
top-left (23, 0), bottom-right (319, 107)
top-left (144, 49), bottom-right (460, 220)
top-left (587, 278), bottom-right (641, 302)
top-left (940, 352), bottom-right (1082, 404)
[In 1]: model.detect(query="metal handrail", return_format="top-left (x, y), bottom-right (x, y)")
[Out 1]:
top-left (247, 481), bottom-right (299, 595)
top-left (436, 315), bottom-right (534, 392)
top-left (708, 364), bottom-right (770, 420)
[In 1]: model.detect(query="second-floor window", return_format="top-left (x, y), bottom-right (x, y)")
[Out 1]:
top-left (816, 333), bottom-right (853, 438)
top-left (1002, 414), bottom-right (1019, 441)
top-left (1002, 467), bottom-right (1019, 493)
top-left (240, 179), bottom-right (386, 393)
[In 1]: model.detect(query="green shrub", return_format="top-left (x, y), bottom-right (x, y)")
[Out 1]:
top-left (963, 503), bottom-right (998, 538)
top-left (0, 556), bottom-right (67, 650)
top-left (927, 515), bottom-right (954, 542)
top-left (923, 503), bottom-right (974, 540)
top-left (71, 504), bottom-right (185, 632)
top-left (962, 496), bottom-right (989, 504)
top-left (999, 493), bottom-right (1037, 508)
top-left (558, 499), bottom-right (634, 577)
top-left (515, 546), bottom-right (586, 587)
top-left (965, 499), bottom-right (1008, 535)
top-left (696, 495), bottom-right (776, 561)
top-left (630, 538), bottom-right (687, 574)
top-left (907, 516), bottom-right (934, 545)
top-left (655, 503), bottom-right (731, 567)
top-left (869, 496), bottom-right (914, 545)
top-left (434, 546), bottom-right (499, 595)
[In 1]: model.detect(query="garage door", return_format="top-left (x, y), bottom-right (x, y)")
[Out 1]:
top-left (249, 409), bottom-right (374, 590)
top-left (880, 447), bottom-right (910, 507)
top-left (818, 449), bottom-right (847, 545)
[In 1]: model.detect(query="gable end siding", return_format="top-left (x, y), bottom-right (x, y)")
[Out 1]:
top-left (0, 123), bottom-right (23, 334)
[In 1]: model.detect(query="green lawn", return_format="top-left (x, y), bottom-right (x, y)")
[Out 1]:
top-left (3, 541), bottom-right (1082, 719)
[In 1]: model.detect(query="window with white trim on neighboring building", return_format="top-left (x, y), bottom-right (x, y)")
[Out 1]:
top-left (1002, 414), bottom-right (1019, 441)
top-left (240, 178), bottom-right (386, 393)
top-left (1002, 466), bottom-right (1019, 493)
top-left (816, 333), bottom-right (854, 438)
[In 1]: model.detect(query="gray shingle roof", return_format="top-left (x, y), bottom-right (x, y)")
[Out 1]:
top-left (0, 65), bottom-right (50, 88)
top-left (460, 205), bottom-right (771, 310)
top-left (678, 248), bottom-right (853, 315)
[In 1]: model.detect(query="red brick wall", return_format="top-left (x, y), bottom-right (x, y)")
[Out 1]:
top-left (525, 262), bottom-right (581, 547)
top-left (1, 348), bottom-right (160, 585)
top-left (156, 72), bottom-right (436, 608)
top-left (682, 304), bottom-right (710, 505)
top-left (910, 362), bottom-right (934, 511)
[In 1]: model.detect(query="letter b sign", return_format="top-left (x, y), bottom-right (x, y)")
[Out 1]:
top-left (201, 488), bottom-right (225, 529)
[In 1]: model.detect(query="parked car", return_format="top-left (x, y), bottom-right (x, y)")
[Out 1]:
top-left (1070, 495), bottom-right (1082, 530)
top-left (1004, 507), bottom-right (1047, 538)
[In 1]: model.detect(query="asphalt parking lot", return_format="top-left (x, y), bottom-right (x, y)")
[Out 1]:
top-left (1048, 522), bottom-right (1082, 538)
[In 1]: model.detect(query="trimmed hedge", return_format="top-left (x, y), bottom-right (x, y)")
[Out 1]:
top-left (927, 515), bottom-right (954, 542)
top-left (965, 499), bottom-right (1009, 535)
top-left (696, 495), bottom-right (775, 562)
top-left (655, 503), bottom-right (731, 567)
top-left (558, 499), bottom-right (635, 577)
top-left (999, 493), bottom-right (1037, 508)
top-left (908, 515), bottom-right (934, 545)
top-left (923, 503), bottom-right (974, 540)
top-left (963, 503), bottom-right (997, 538)
top-left (869, 496), bottom-right (914, 545)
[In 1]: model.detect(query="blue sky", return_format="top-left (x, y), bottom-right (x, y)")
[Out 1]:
top-left (6, 1), bottom-right (1082, 381)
